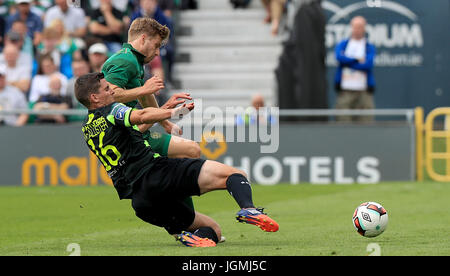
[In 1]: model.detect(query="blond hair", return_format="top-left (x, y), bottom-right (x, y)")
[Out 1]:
top-left (42, 27), bottom-right (60, 40)
top-left (128, 17), bottom-right (170, 43)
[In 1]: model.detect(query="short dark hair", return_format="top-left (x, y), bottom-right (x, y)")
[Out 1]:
top-left (75, 72), bottom-right (104, 109)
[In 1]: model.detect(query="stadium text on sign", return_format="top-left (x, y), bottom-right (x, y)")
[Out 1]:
top-left (22, 152), bottom-right (113, 187)
top-left (20, 154), bottom-right (380, 186)
top-left (326, 23), bottom-right (423, 49)
top-left (224, 156), bottom-right (380, 185)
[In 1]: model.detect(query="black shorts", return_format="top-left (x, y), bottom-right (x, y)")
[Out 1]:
top-left (131, 157), bottom-right (206, 235)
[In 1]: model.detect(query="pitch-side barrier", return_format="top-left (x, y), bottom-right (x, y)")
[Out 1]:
top-left (0, 108), bottom-right (447, 184)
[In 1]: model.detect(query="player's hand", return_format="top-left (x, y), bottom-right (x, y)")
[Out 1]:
top-left (161, 93), bottom-right (193, 109)
top-left (161, 120), bottom-right (182, 136)
top-left (143, 76), bottom-right (165, 95)
top-left (162, 103), bottom-right (194, 135)
top-left (167, 104), bottom-right (194, 135)
top-left (184, 102), bottom-right (195, 111)
top-left (172, 103), bottom-right (194, 117)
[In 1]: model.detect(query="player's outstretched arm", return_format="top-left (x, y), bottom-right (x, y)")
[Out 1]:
top-left (129, 103), bottom-right (194, 127)
top-left (132, 96), bottom-right (195, 133)
top-left (129, 107), bottom-right (171, 126)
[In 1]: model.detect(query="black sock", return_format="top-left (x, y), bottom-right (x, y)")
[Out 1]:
top-left (194, 227), bottom-right (219, 243)
top-left (226, 173), bottom-right (255, 209)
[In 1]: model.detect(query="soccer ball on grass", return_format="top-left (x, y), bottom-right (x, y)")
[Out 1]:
top-left (352, 202), bottom-right (388, 238)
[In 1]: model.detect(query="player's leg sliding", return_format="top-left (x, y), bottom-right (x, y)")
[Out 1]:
top-left (236, 207), bottom-right (279, 232)
top-left (226, 173), bottom-right (279, 232)
top-left (177, 227), bottom-right (218, 247)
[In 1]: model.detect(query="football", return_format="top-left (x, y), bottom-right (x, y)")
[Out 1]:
top-left (352, 202), bottom-right (388, 238)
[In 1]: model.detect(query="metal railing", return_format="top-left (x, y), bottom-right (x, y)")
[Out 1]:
top-left (416, 107), bottom-right (450, 182)
top-left (278, 109), bottom-right (415, 122)
top-left (0, 108), bottom-right (416, 119)
top-left (0, 109), bottom-right (87, 116)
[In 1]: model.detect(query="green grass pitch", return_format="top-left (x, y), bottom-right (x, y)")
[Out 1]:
top-left (1, 181), bottom-right (449, 256)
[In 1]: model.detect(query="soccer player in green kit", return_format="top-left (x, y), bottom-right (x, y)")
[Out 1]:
top-left (101, 18), bottom-right (199, 214)
top-left (74, 72), bottom-right (279, 247)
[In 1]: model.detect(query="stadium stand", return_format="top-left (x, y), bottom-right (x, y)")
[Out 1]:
top-left (171, 0), bottom-right (282, 110)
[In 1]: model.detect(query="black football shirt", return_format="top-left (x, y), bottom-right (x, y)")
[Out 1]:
top-left (82, 102), bottom-right (160, 199)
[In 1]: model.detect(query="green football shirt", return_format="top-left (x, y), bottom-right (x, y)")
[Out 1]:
top-left (101, 43), bottom-right (146, 108)
top-left (82, 102), bottom-right (159, 199)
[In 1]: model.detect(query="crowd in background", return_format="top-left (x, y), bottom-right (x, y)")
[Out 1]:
top-left (0, 0), bottom-right (198, 126)
top-left (1, 0), bottom-right (372, 127)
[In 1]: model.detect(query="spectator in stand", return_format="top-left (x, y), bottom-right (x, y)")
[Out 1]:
top-left (88, 42), bottom-right (109, 72)
top-left (251, 93), bottom-right (265, 111)
top-left (6, 0), bottom-right (43, 47)
top-left (49, 19), bottom-right (80, 77)
top-left (0, 43), bottom-right (32, 94)
top-left (44, 0), bottom-right (88, 39)
top-left (261, 0), bottom-right (286, 36)
top-left (158, 0), bottom-right (176, 18)
top-left (131, 0), bottom-right (172, 27)
top-left (235, 94), bottom-right (276, 125)
top-left (67, 58), bottom-right (91, 106)
top-left (37, 22), bottom-right (79, 79)
top-left (130, 0), bottom-right (175, 83)
top-left (29, 53), bottom-right (68, 104)
top-left (65, 58), bottom-right (91, 122)
top-left (7, 20), bottom-right (34, 58)
top-left (88, 0), bottom-right (129, 53)
top-left (36, 27), bottom-right (61, 72)
top-left (49, 18), bottom-right (81, 56)
top-left (144, 55), bottom-right (167, 105)
top-left (0, 64), bottom-right (29, 126)
top-left (33, 73), bottom-right (73, 124)
top-left (240, 94), bottom-right (276, 125)
top-left (334, 16), bottom-right (376, 122)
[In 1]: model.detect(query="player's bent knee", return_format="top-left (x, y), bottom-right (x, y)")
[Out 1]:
top-left (226, 167), bottom-right (248, 180)
top-left (234, 169), bottom-right (248, 179)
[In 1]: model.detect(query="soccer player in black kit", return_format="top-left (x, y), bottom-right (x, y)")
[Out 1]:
top-left (75, 73), bottom-right (279, 247)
